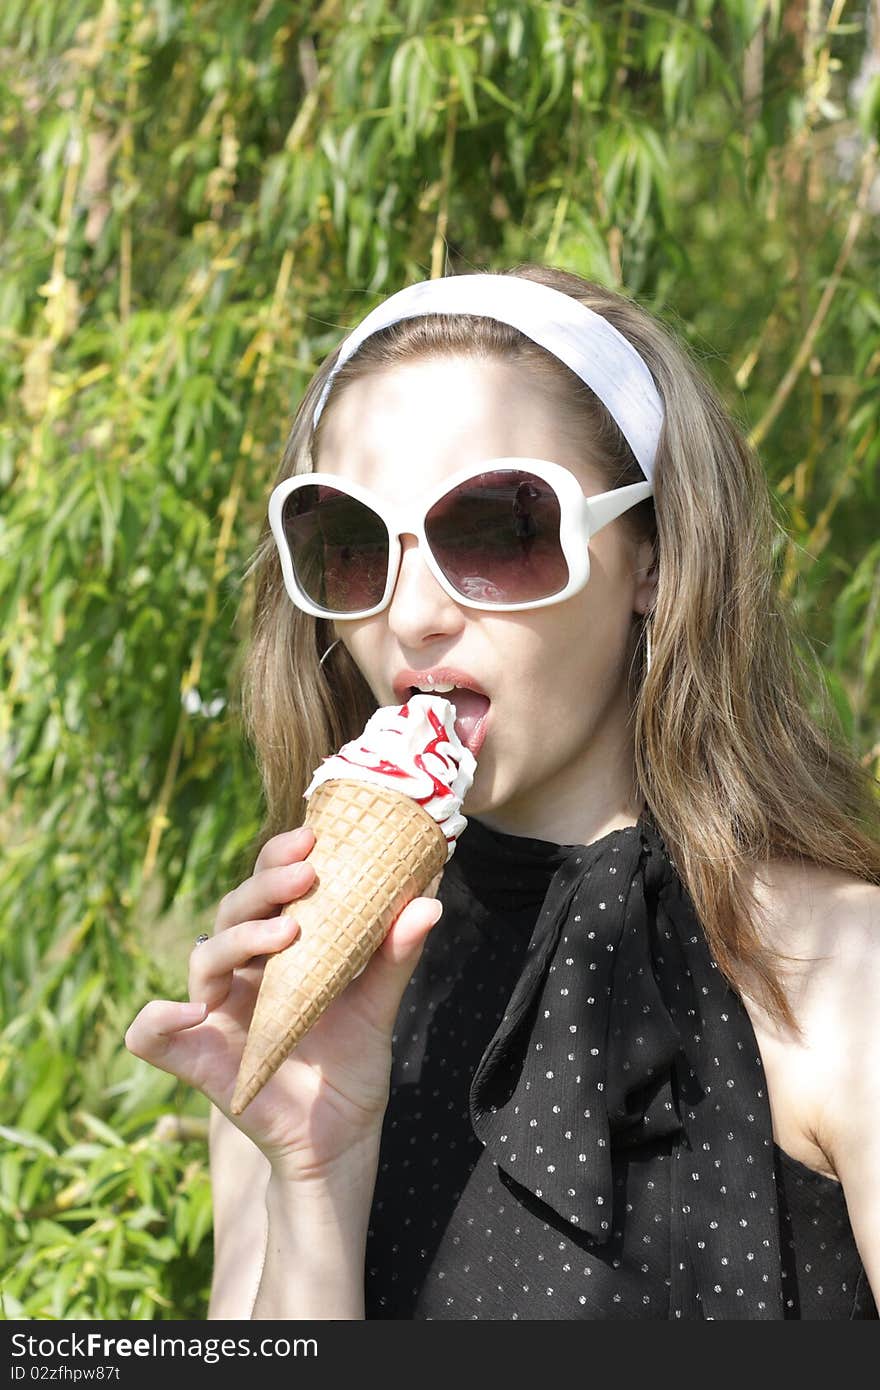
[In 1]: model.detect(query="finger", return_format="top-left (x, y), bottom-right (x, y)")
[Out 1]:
top-left (215, 856), bottom-right (316, 933)
top-left (346, 895), bottom-right (444, 1034)
top-left (125, 999), bottom-right (208, 1069)
top-left (253, 825), bottom-right (316, 875)
top-left (376, 896), bottom-right (444, 968)
top-left (189, 914), bottom-right (302, 1008)
top-left (124, 1000), bottom-right (234, 1101)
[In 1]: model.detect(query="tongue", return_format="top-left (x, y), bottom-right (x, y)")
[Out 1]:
top-left (450, 688), bottom-right (490, 751)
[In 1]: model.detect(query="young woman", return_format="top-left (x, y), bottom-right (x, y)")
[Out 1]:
top-left (126, 265), bottom-right (880, 1320)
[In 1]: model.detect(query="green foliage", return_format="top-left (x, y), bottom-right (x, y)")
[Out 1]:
top-left (0, 1114), bottom-right (212, 1318)
top-left (1, 0), bottom-right (878, 1318)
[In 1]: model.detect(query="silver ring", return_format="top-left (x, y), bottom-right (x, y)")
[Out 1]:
top-left (194, 933), bottom-right (210, 946)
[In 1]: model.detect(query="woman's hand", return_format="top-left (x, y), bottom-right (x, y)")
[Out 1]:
top-left (124, 825), bottom-right (443, 1179)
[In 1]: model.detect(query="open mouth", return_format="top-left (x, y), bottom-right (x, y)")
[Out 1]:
top-left (408, 685), bottom-right (491, 757)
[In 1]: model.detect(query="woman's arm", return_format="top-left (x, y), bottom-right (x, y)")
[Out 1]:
top-left (207, 1106), bottom-right (271, 1319)
top-left (821, 881), bottom-right (880, 1303)
top-left (252, 1133), bottom-right (381, 1319)
top-left (208, 1106), bottom-right (380, 1319)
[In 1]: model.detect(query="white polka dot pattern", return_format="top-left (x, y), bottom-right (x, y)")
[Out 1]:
top-left (364, 812), bottom-right (876, 1321)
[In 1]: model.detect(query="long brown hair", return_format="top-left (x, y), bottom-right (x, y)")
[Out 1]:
top-left (237, 264), bottom-right (880, 1028)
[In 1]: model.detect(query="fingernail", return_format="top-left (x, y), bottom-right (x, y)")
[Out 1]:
top-left (427, 901), bottom-right (444, 927)
top-left (266, 915), bottom-right (298, 936)
top-left (180, 1001), bottom-right (207, 1024)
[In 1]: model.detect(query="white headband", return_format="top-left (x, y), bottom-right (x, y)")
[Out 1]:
top-left (311, 274), bottom-right (664, 483)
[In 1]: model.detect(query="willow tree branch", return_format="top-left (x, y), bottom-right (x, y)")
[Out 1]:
top-left (748, 138), bottom-right (878, 450)
top-left (431, 93), bottom-right (458, 280)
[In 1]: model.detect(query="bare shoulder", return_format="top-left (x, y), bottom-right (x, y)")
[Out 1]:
top-left (739, 855), bottom-right (880, 1178)
top-left (745, 855), bottom-right (880, 1022)
top-left (733, 857), bottom-right (880, 1290)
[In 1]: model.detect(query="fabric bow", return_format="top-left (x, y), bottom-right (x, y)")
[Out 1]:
top-left (467, 817), bottom-right (785, 1319)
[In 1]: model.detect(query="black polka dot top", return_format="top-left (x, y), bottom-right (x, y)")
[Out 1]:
top-left (365, 808), bottom-right (876, 1320)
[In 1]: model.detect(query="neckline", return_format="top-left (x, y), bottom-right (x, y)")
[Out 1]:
top-left (450, 807), bottom-right (658, 913)
top-left (462, 804), bottom-right (655, 861)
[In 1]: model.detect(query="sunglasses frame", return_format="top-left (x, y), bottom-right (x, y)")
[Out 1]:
top-left (268, 457), bottom-right (654, 619)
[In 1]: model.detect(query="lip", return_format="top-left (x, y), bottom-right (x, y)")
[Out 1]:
top-left (392, 667), bottom-right (490, 703)
top-left (392, 666), bottom-right (492, 759)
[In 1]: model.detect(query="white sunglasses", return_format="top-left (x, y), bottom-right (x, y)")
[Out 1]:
top-left (268, 457), bottom-right (653, 619)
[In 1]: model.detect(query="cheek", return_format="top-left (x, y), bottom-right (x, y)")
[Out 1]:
top-left (339, 625), bottom-right (384, 696)
top-left (496, 594), bottom-right (632, 726)
top-left (485, 619), bottom-right (573, 745)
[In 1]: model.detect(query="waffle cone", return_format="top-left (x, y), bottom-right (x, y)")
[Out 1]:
top-left (230, 778), bottom-right (448, 1115)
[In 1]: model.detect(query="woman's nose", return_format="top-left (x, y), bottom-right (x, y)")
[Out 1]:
top-left (385, 534), bottom-right (465, 647)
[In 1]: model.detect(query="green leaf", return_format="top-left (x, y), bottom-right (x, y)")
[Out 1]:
top-left (446, 44), bottom-right (478, 125)
top-left (16, 1053), bottom-right (69, 1133)
top-left (105, 1268), bottom-right (155, 1289)
top-left (0, 1126), bottom-right (58, 1158)
top-left (475, 75), bottom-right (522, 117)
top-left (77, 1113), bottom-right (126, 1149)
top-left (857, 72), bottom-right (880, 140)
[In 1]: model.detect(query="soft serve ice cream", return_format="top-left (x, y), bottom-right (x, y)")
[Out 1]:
top-left (304, 694), bottom-right (476, 860)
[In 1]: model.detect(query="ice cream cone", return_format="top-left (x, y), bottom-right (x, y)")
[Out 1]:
top-left (230, 778), bottom-right (448, 1115)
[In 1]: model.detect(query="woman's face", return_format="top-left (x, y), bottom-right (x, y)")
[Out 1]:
top-left (315, 356), bottom-right (657, 844)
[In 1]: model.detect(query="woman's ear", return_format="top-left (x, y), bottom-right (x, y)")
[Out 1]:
top-left (632, 535), bottom-right (658, 617)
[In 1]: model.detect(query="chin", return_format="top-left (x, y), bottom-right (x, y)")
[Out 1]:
top-left (460, 773), bottom-right (495, 820)
top-left (461, 768), bottom-right (519, 825)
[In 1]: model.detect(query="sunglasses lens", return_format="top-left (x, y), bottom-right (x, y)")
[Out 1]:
top-left (425, 470), bottom-right (568, 605)
top-left (281, 484), bottom-right (389, 614)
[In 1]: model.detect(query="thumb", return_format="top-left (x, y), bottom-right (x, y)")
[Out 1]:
top-left (346, 895), bottom-right (444, 1035)
top-left (124, 999), bottom-right (210, 1079)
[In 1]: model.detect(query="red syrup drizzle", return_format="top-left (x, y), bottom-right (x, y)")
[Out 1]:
top-left (335, 701), bottom-right (460, 850)
top-left (415, 704), bottom-right (460, 848)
